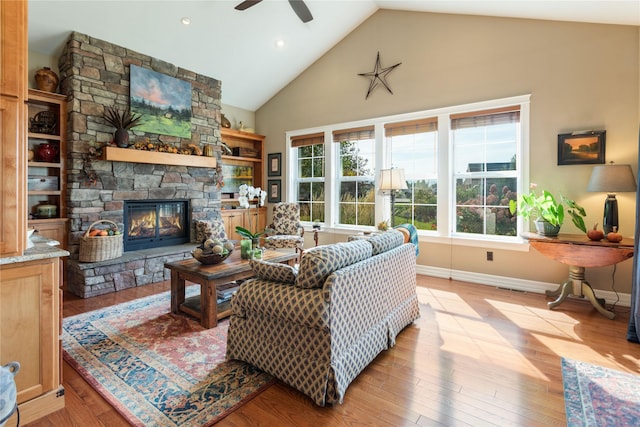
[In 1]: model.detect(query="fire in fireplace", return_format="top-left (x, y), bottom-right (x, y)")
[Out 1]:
top-left (123, 200), bottom-right (190, 251)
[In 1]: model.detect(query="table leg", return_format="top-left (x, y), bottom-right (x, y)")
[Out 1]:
top-left (170, 270), bottom-right (185, 314)
top-left (201, 280), bottom-right (218, 329)
top-left (546, 279), bottom-right (572, 309)
top-left (546, 265), bottom-right (615, 319)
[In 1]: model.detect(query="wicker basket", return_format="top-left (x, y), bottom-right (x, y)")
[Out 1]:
top-left (79, 220), bottom-right (123, 262)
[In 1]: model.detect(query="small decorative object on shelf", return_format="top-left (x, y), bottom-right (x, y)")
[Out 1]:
top-left (29, 110), bottom-right (57, 134)
top-left (35, 67), bottom-right (59, 92)
top-left (103, 106), bottom-right (143, 148)
top-left (35, 142), bottom-right (58, 162)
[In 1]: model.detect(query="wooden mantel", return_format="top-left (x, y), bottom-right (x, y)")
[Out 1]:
top-left (103, 146), bottom-right (217, 168)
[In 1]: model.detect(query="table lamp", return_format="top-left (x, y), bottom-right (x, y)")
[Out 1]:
top-left (380, 168), bottom-right (408, 227)
top-left (586, 163), bottom-right (637, 234)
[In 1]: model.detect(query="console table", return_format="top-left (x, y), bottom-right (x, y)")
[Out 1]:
top-left (522, 232), bottom-right (634, 319)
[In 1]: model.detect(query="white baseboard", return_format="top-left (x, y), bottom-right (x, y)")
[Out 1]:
top-left (416, 265), bottom-right (631, 307)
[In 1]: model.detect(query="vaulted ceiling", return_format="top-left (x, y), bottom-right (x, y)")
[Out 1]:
top-left (28, 1), bottom-right (639, 111)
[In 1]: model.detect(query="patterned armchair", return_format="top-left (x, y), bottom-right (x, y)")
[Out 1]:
top-left (263, 203), bottom-right (304, 253)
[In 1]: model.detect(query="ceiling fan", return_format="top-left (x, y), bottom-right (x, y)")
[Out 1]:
top-left (235, 0), bottom-right (313, 23)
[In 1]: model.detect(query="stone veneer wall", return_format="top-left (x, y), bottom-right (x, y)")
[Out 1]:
top-left (58, 31), bottom-right (225, 297)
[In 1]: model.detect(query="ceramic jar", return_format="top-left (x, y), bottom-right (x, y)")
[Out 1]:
top-left (36, 143), bottom-right (58, 162)
top-left (35, 67), bottom-right (59, 92)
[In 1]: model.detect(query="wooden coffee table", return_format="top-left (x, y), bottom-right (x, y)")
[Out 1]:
top-left (165, 249), bottom-right (298, 328)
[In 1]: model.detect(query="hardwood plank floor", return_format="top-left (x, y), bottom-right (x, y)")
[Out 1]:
top-left (25, 275), bottom-right (639, 426)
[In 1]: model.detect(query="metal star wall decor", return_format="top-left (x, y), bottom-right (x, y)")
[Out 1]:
top-left (358, 51), bottom-right (402, 100)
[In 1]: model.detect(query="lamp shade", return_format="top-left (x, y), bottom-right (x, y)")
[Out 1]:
top-left (587, 164), bottom-right (637, 193)
top-left (379, 168), bottom-right (408, 191)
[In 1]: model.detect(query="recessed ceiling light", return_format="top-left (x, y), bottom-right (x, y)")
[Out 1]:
top-left (276, 39), bottom-right (285, 48)
top-left (181, 17), bottom-right (191, 25)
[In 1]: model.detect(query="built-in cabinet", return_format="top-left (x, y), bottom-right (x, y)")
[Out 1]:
top-left (0, 3), bottom-right (67, 425)
top-left (27, 89), bottom-right (68, 249)
top-left (220, 128), bottom-right (267, 239)
top-left (222, 207), bottom-right (267, 241)
top-left (0, 257), bottom-right (65, 425)
top-left (0, 0), bottom-right (27, 257)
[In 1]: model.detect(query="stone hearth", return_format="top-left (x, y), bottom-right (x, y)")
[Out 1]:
top-left (59, 32), bottom-right (226, 297)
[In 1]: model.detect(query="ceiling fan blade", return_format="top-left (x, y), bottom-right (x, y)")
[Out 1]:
top-left (289, 0), bottom-right (313, 23)
top-left (235, 0), bottom-right (262, 11)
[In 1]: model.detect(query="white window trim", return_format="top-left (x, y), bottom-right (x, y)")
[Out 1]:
top-left (286, 94), bottom-right (531, 250)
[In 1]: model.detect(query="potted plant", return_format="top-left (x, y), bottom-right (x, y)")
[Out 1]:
top-left (236, 184), bottom-right (267, 258)
top-left (509, 184), bottom-right (587, 236)
top-left (103, 106), bottom-right (143, 148)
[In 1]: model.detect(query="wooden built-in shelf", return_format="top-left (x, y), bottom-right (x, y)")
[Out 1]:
top-left (103, 146), bottom-right (217, 168)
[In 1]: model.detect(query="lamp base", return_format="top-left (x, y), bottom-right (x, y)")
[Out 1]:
top-left (602, 194), bottom-right (618, 235)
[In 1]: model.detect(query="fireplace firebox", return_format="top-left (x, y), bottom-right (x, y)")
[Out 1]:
top-left (123, 200), bottom-right (190, 251)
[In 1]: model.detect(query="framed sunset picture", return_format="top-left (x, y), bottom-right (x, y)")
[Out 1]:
top-left (557, 130), bottom-right (605, 165)
top-left (129, 64), bottom-right (192, 138)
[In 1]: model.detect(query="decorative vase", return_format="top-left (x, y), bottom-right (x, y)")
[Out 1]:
top-left (114, 128), bottom-right (130, 148)
top-left (534, 218), bottom-right (560, 237)
top-left (35, 67), bottom-right (59, 92)
top-left (36, 142), bottom-right (58, 162)
top-left (240, 238), bottom-right (253, 259)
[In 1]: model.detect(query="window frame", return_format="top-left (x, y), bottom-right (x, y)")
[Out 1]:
top-left (286, 94), bottom-right (531, 248)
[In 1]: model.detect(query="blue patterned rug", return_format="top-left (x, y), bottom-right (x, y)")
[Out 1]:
top-left (62, 289), bottom-right (273, 427)
top-left (561, 358), bottom-right (640, 426)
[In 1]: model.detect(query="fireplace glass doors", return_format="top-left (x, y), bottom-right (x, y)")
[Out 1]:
top-left (123, 200), bottom-right (190, 251)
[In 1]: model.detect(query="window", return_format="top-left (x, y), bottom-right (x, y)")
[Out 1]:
top-left (333, 126), bottom-right (376, 226)
top-left (292, 132), bottom-right (325, 223)
top-left (287, 95), bottom-right (529, 244)
top-left (451, 106), bottom-right (520, 237)
top-left (385, 118), bottom-right (438, 230)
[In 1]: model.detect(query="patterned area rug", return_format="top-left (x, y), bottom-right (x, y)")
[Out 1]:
top-left (62, 289), bottom-right (273, 427)
top-left (561, 357), bottom-right (640, 426)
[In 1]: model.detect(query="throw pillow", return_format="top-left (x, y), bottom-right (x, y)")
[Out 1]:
top-left (250, 259), bottom-right (298, 284)
top-left (193, 219), bottom-right (227, 243)
top-left (296, 239), bottom-right (372, 289)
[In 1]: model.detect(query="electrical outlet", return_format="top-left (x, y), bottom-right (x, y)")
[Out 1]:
top-left (486, 251), bottom-right (493, 261)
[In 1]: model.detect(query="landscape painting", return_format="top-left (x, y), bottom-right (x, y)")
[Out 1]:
top-left (130, 65), bottom-right (192, 138)
top-left (557, 130), bottom-right (605, 165)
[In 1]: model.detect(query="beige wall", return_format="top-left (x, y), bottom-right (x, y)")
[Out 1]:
top-left (256, 10), bottom-right (639, 293)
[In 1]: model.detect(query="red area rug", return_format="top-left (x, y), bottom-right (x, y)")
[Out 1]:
top-left (62, 288), bottom-right (273, 426)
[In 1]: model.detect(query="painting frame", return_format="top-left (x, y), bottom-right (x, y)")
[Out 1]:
top-left (557, 130), bottom-right (606, 165)
top-left (268, 153), bottom-right (282, 176)
top-left (267, 179), bottom-right (281, 203)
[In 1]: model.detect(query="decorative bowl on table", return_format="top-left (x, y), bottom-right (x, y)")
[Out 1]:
top-left (191, 238), bottom-right (234, 265)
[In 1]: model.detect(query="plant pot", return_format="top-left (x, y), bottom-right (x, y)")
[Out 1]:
top-left (114, 128), bottom-right (130, 148)
top-left (534, 218), bottom-right (560, 237)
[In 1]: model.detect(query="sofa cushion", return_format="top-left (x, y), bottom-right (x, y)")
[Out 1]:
top-left (250, 259), bottom-right (298, 284)
top-left (296, 239), bottom-right (372, 289)
top-left (193, 219), bottom-right (227, 243)
top-left (367, 230), bottom-right (404, 255)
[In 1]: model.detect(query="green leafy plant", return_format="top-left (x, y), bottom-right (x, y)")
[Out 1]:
top-left (509, 185), bottom-right (587, 233)
top-left (103, 106), bottom-right (143, 130)
top-left (234, 226), bottom-right (265, 241)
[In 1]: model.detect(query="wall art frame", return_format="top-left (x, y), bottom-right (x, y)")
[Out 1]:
top-left (557, 130), bottom-right (606, 165)
top-left (268, 153), bottom-right (282, 176)
top-left (267, 179), bottom-right (281, 203)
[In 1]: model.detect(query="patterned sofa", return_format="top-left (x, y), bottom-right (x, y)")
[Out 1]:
top-left (226, 230), bottom-right (420, 406)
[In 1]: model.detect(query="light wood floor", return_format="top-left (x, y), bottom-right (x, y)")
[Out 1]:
top-left (26, 275), bottom-right (639, 426)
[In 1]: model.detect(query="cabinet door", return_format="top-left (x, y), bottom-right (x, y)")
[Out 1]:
top-left (221, 211), bottom-right (245, 241)
top-left (0, 0), bottom-right (27, 257)
top-left (248, 207), bottom-right (267, 234)
top-left (0, 258), bottom-right (60, 404)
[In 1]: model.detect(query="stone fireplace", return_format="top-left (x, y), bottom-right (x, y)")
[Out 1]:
top-left (59, 31), bottom-right (226, 297)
